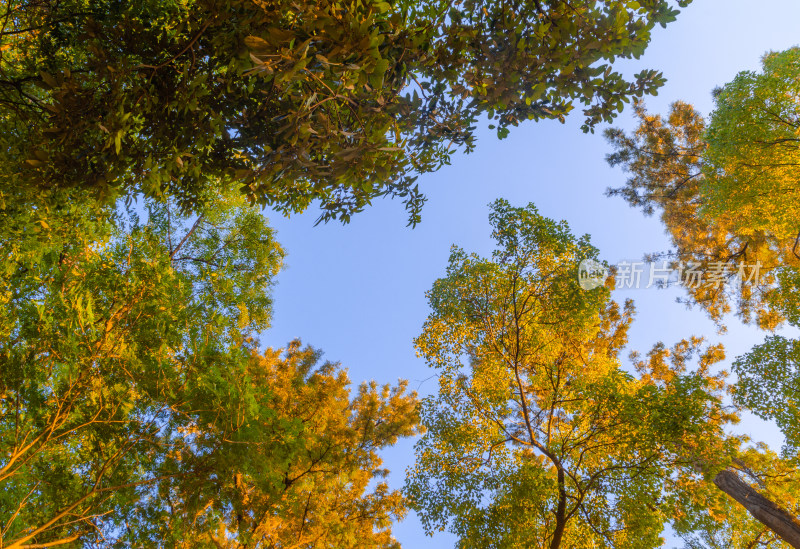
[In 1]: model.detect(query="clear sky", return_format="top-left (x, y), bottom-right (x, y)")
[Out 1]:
top-left (262, 2), bottom-right (800, 546)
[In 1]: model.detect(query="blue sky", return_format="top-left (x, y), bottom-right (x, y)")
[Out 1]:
top-left (262, 1), bottom-right (800, 546)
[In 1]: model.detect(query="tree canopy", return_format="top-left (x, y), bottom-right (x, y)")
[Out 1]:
top-left (1, 0), bottom-right (691, 223)
top-left (404, 201), bottom-right (800, 548)
top-left (0, 192), bottom-right (420, 547)
top-left (604, 46), bottom-right (800, 547)
top-left (8, 3), bottom-right (800, 549)
top-left (604, 47), bottom-right (800, 328)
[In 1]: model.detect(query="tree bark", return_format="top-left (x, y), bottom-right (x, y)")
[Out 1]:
top-left (714, 468), bottom-right (800, 548)
top-left (550, 467), bottom-right (567, 549)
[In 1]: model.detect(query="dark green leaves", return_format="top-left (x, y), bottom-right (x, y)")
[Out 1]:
top-left (2, 0), bottom-right (691, 223)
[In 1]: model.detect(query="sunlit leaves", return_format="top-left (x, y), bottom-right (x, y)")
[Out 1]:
top-left (605, 100), bottom-right (782, 328)
top-left (605, 49), bottom-right (800, 544)
top-left (145, 342), bottom-right (421, 549)
top-left (405, 200), bottom-right (735, 548)
top-left (0, 190), bottom-right (284, 546)
top-left (0, 182), bottom-right (422, 547)
top-left (703, 48), bottom-right (800, 242)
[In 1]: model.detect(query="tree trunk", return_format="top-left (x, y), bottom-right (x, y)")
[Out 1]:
top-left (550, 468), bottom-right (567, 549)
top-left (713, 468), bottom-right (800, 548)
